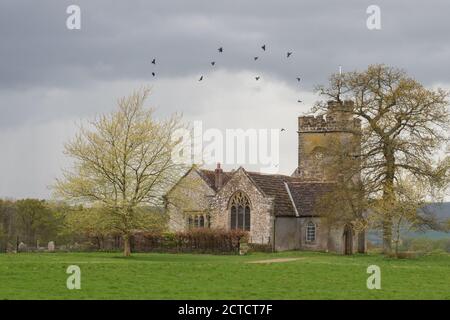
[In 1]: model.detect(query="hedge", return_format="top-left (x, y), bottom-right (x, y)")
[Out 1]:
top-left (130, 229), bottom-right (248, 254)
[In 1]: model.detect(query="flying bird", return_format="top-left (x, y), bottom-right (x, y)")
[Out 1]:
top-left (199, 76), bottom-right (203, 81)
top-left (287, 52), bottom-right (293, 58)
top-left (296, 77), bottom-right (301, 82)
top-left (297, 99), bottom-right (302, 103)
top-left (281, 128), bottom-right (286, 132)
top-left (151, 58), bottom-right (156, 64)
top-left (261, 44), bottom-right (266, 51)
top-left (254, 56), bottom-right (259, 61)
top-left (255, 76), bottom-right (260, 81)
top-left (152, 72), bottom-right (156, 77)
top-left (211, 61), bottom-right (216, 66)
top-left (218, 47), bottom-right (223, 53)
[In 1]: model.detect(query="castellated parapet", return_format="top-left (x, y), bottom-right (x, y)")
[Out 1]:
top-left (298, 100), bottom-right (361, 133)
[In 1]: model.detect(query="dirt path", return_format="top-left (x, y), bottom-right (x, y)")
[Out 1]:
top-left (247, 258), bottom-right (303, 264)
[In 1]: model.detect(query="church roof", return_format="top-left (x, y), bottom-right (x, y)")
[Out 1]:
top-left (245, 171), bottom-right (335, 217)
top-left (197, 166), bottom-right (336, 217)
top-left (286, 181), bottom-right (335, 217)
top-left (198, 169), bottom-right (232, 192)
top-left (246, 172), bottom-right (297, 216)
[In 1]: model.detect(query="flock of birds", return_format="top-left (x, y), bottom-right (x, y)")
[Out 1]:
top-left (149, 44), bottom-right (304, 106)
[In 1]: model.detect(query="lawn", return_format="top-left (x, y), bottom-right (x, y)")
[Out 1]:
top-left (0, 251), bottom-right (449, 299)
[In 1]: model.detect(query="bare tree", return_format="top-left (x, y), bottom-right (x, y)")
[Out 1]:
top-left (54, 88), bottom-right (187, 256)
top-left (314, 64), bottom-right (450, 253)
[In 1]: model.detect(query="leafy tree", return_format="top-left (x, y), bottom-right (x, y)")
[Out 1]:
top-left (15, 199), bottom-right (59, 247)
top-left (0, 199), bottom-right (17, 252)
top-left (62, 205), bottom-right (168, 249)
top-left (54, 88), bottom-right (187, 256)
top-left (372, 174), bottom-right (441, 256)
top-left (314, 64), bottom-right (450, 253)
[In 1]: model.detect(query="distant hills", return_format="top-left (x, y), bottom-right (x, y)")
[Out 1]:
top-left (368, 202), bottom-right (450, 244)
top-left (422, 202), bottom-right (450, 221)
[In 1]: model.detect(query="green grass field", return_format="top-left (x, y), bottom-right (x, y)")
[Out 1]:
top-left (0, 251), bottom-right (449, 300)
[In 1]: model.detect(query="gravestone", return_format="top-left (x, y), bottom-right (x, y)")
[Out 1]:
top-left (18, 242), bottom-right (27, 252)
top-left (48, 241), bottom-right (55, 252)
top-left (239, 240), bottom-right (249, 255)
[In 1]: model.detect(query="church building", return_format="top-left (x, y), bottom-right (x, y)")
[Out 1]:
top-left (165, 100), bottom-right (366, 254)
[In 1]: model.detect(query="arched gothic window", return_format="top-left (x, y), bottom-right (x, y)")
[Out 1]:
top-left (306, 221), bottom-right (316, 242)
top-left (230, 191), bottom-right (251, 231)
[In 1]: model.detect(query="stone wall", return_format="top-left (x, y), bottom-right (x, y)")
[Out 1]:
top-left (297, 217), bottom-right (328, 251)
top-left (166, 169), bottom-right (215, 232)
top-left (211, 168), bottom-right (274, 244)
top-left (296, 131), bottom-right (358, 181)
top-left (274, 216), bottom-right (365, 254)
top-left (274, 217), bottom-right (301, 251)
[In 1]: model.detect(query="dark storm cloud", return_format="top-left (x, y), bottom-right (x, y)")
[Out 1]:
top-left (1, 0), bottom-right (450, 199)
top-left (1, 0), bottom-right (450, 92)
top-left (1, 0), bottom-right (450, 126)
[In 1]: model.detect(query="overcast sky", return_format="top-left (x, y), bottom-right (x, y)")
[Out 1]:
top-left (0, 0), bottom-right (449, 199)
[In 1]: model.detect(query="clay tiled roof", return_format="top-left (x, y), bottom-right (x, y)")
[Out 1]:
top-left (246, 172), bottom-right (297, 216)
top-left (198, 169), bottom-right (232, 192)
top-left (286, 181), bottom-right (335, 217)
top-left (246, 171), bottom-right (335, 217)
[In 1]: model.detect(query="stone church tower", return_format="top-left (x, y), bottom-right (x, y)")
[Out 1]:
top-left (293, 100), bottom-right (361, 181)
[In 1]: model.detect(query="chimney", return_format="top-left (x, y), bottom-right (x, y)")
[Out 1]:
top-left (214, 163), bottom-right (223, 189)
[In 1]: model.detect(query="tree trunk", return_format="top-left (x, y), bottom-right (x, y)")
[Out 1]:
top-left (394, 218), bottom-right (402, 257)
top-left (382, 219), bottom-right (392, 254)
top-left (357, 232), bottom-right (366, 254)
top-left (123, 234), bottom-right (131, 257)
top-left (382, 146), bottom-right (395, 255)
top-left (395, 235), bottom-right (399, 257)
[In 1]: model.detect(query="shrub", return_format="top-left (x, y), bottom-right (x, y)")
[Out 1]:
top-left (131, 228), bottom-right (248, 254)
